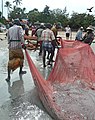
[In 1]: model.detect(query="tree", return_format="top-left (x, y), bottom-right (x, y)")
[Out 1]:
top-left (8, 5), bottom-right (95, 31)
top-left (4, 1), bottom-right (12, 18)
top-left (70, 12), bottom-right (94, 30)
top-left (1, 0), bottom-right (3, 17)
top-left (52, 8), bottom-right (69, 26)
top-left (22, 7), bottom-right (26, 14)
top-left (43, 5), bottom-right (50, 15)
top-left (28, 9), bottom-right (40, 23)
top-left (9, 7), bottom-right (28, 20)
top-left (0, 11), bottom-right (2, 18)
top-left (13, 0), bottom-right (22, 6)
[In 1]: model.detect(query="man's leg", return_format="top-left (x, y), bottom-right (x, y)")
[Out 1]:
top-left (19, 66), bottom-right (26, 74)
top-left (5, 66), bottom-right (11, 81)
top-left (48, 50), bottom-right (54, 66)
top-left (43, 50), bottom-right (46, 67)
top-left (39, 42), bottom-right (42, 56)
top-left (19, 51), bottom-right (26, 75)
top-left (48, 46), bottom-right (55, 62)
top-left (47, 51), bottom-right (50, 59)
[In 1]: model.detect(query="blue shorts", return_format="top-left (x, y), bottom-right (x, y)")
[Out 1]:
top-left (42, 41), bottom-right (54, 52)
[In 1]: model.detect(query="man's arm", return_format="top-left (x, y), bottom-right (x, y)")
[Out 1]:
top-left (18, 26), bottom-right (25, 44)
top-left (7, 30), bottom-right (10, 44)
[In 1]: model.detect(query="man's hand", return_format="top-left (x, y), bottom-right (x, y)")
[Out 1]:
top-left (22, 44), bottom-right (26, 49)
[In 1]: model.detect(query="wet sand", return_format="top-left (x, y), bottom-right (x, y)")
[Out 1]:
top-left (0, 32), bottom-right (53, 120)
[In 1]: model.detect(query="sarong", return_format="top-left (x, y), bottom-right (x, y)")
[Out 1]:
top-left (8, 49), bottom-right (24, 71)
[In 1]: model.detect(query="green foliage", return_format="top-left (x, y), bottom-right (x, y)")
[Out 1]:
top-left (9, 7), bottom-right (27, 20)
top-left (0, 17), bottom-right (6, 24)
top-left (1, 3), bottom-right (95, 30)
top-left (13, 0), bottom-right (22, 6)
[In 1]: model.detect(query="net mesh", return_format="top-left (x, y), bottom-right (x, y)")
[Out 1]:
top-left (26, 40), bottom-right (95, 120)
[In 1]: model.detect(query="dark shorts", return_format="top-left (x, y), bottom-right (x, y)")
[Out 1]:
top-left (66, 33), bottom-right (70, 37)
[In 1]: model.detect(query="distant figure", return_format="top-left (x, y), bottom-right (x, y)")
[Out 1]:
top-left (75, 27), bottom-right (84, 41)
top-left (82, 25), bottom-right (94, 45)
top-left (35, 24), bottom-right (45, 55)
top-left (65, 25), bottom-right (71, 40)
top-left (87, 7), bottom-right (94, 12)
top-left (51, 23), bottom-right (58, 38)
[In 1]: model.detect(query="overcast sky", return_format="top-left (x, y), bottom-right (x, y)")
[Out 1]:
top-left (1, 0), bottom-right (95, 18)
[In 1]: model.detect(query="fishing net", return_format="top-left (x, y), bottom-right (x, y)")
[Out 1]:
top-left (26, 40), bottom-right (95, 120)
top-left (48, 40), bottom-right (95, 119)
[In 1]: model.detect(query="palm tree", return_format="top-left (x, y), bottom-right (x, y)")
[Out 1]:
top-left (13, 0), bottom-right (22, 6)
top-left (43, 5), bottom-right (50, 15)
top-left (22, 7), bottom-right (26, 14)
top-left (13, 6), bottom-right (16, 11)
top-left (0, 11), bottom-right (2, 18)
top-left (1, 0), bottom-right (3, 17)
top-left (4, 1), bottom-right (12, 18)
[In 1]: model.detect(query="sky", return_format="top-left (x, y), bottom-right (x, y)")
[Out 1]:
top-left (1, 0), bottom-right (95, 18)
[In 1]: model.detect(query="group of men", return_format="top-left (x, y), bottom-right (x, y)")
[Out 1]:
top-left (36, 23), bottom-right (58, 67)
top-left (65, 24), bottom-right (94, 45)
top-left (6, 19), bottom-right (94, 82)
top-left (6, 20), bottom-right (58, 82)
top-left (75, 25), bottom-right (94, 45)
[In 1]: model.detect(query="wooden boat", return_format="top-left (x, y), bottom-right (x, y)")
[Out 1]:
top-left (25, 40), bottom-right (95, 120)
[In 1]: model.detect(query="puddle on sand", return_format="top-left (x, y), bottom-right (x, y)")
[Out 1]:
top-left (0, 88), bottom-right (53, 120)
top-left (0, 47), bottom-right (53, 120)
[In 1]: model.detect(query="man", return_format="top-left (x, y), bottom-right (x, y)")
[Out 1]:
top-left (41, 23), bottom-right (55, 67)
top-left (35, 24), bottom-right (45, 55)
top-left (82, 25), bottom-right (94, 45)
top-left (51, 23), bottom-right (58, 38)
top-left (75, 27), bottom-right (84, 41)
top-left (65, 25), bottom-right (71, 40)
top-left (46, 23), bottom-right (58, 61)
top-left (6, 19), bottom-right (26, 82)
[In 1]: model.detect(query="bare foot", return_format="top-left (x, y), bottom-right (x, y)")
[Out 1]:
top-left (5, 77), bottom-right (10, 82)
top-left (19, 71), bottom-right (27, 75)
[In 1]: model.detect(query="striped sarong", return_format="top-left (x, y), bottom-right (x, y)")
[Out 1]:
top-left (8, 49), bottom-right (24, 71)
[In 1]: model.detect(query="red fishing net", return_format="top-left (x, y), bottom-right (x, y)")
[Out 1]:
top-left (25, 40), bottom-right (95, 120)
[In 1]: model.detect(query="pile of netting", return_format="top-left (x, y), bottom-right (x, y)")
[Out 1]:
top-left (47, 40), bottom-right (95, 120)
top-left (52, 80), bottom-right (95, 120)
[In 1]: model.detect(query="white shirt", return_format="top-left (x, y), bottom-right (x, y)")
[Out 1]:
top-left (65, 27), bottom-right (71, 34)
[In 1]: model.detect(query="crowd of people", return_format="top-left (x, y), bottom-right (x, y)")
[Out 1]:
top-left (5, 18), bottom-right (95, 82)
top-left (75, 25), bottom-right (94, 45)
top-left (5, 19), bottom-right (60, 82)
top-left (64, 24), bottom-right (94, 45)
